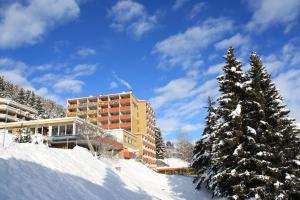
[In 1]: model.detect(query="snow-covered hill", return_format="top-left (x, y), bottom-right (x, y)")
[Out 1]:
top-left (0, 136), bottom-right (216, 200)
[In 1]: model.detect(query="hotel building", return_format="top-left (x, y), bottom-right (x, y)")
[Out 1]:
top-left (66, 92), bottom-right (156, 164)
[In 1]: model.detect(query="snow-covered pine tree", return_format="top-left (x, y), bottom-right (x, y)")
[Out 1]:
top-left (16, 88), bottom-right (26, 105)
top-left (155, 127), bottom-right (166, 159)
top-left (248, 52), bottom-right (300, 199)
top-left (34, 97), bottom-right (45, 118)
top-left (211, 47), bottom-right (253, 199)
top-left (24, 90), bottom-right (31, 106)
top-left (4, 81), bottom-right (14, 99)
top-left (0, 76), bottom-right (5, 98)
top-left (29, 92), bottom-right (36, 107)
top-left (191, 96), bottom-right (219, 190)
top-left (11, 85), bottom-right (19, 101)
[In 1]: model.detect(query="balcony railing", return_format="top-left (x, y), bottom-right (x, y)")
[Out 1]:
top-left (109, 123), bottom-right (120, 129)
top-left (98, 116), bottom-right (108, 121)
top-left (109, 107), bottom-right (119, 113)
top-left (67, 112), bottom-right (77, 117)
top-left (119, 106), bottom-right (130, 111)
top-left (120, 122), bottom-right (131, 128)
top-left (68, 104), bottom-right (78, 109)
top-left (77, 111), bottom-right (87, 116)
top-left (89, 118), bottom-right (97, 123)
top-left (87, 110), bottom-right (97, 115)
top-left (119, 114), bottom-right (131, 120)
top-left (120, 98), bottom-right (130, 104)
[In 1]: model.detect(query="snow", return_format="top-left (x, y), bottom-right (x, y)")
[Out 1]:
top-left (0, 136), bottom-right (216, 200)
top-left (233, 144), bottom-right (242, 156)
top-left (230, 104), bottom-right (241, 118)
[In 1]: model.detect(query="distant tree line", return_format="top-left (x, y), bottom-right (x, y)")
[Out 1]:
top-left (0, 76), bottom-right (65, 119)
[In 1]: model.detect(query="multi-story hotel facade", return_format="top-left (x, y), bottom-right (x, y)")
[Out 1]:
top-left (67, 92), bottom-right (156, 164)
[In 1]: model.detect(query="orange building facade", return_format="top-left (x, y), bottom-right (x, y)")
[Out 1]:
top-left (66, 92), bottom-right (156, 164)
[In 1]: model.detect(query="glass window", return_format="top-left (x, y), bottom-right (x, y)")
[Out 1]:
top-left (66, 124), bottom-right (73, 135)
top-left (59, 125), bottom-right (66, 136)
top-left (52, 126), bottom-right (58, 136)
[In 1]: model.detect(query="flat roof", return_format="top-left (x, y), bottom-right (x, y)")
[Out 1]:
top-left (0, 117), bottom-right (97, 129)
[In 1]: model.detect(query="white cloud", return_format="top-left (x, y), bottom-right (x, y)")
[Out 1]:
top-left (157, 118), bottom-right (180, 135)
top-left (0, 70), bottom-right (34, 90)
top-left (73, 64), bottom-right (97, 77)
top-left (112, 72), bottom-right (132, 91)
top-left (188, 2), bottom-right (206, 19)
top-left (206, 63), bottom-right (223, 75)
top-left (54, 79), bottom-right (84, 93)
top-left (150, 76), bottom-right (198, 109)
top-left (0, 0), bottom-right (80, 48)
top-left (214, 33), bottom-right (251, 50)
top-left (246, 0), bottom-right (300, 33)
top-left (76, 48), bottom-right (96, 57)
top-left (151, 70), bottom-right (219, 137)
top-left (274, 69), bottom-right (300, 121)
top-left (108, 0), bottom-right (157, 38)
top-left (110, 81), bottom-right (118, 89)
top-left (153, 17), bottom-right (233, 70)
top-left (173, 0), bottom-right (190, 10)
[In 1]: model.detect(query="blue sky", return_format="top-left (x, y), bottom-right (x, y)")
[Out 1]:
top-left (0, 0), bottom-right (300, 142)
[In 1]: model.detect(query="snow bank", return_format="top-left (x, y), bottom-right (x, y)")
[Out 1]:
top-left (0, 143), bottom-right (215, 200)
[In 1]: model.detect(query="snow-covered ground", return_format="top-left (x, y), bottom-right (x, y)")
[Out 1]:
top-left (0, 133), bottom-right (216, 200)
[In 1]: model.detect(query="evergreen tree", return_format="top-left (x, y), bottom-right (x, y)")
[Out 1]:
top-left (24, 90), bottom-right (31, 106)
top-left (191, 97), bottom-right (219, 190)
top-left (155, 127), bottom-right (166, 159)
top-left (211, 47), bottom-right (253, 199)
top-left (34, 97), bottom-right (45, 118)
top-left (247, 52), bottom-right (300, 198)
top-left (16, 88), bottom-right (26, 105)
top-left (4, 81), bottom-right (14, 99)
top-left (29, 92), bottom-right (36, 107)
top-left (0, 76), bottom-right (5, 98)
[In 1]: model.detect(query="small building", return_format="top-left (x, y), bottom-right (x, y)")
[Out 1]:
top-left (105, 129), bottom-right (138, 159)
top-left (0, 98), bottom-right (37, 122)
top-left (0, 117), bottom-right (123, 156)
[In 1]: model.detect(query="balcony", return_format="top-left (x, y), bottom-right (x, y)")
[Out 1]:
top-left (98, 101), bottom-right (108, 106)
top-left (68, 104), bottom-right (78, 109)
top-left (67, 112), bottom-right (77, 117)
top-left (98, 116), bottom-right (108, 121)
top-left (119, 114), bottom-right (131, 120)
top-left (109, 123), bottom-right (120, 129)
top-left (87, 110), bottom-right (97, 115)
top-left (89, 118), bottom-right (97, 123)
top-left (100, 124), bottom-right (109, 129)
top-left (120, 106), bottom-right (130, 111)
top-left (120, 122), bottom-right (131, 129)
top-left (87, 103), bottom-right (97, 107)
top-left (99, 108), bottom-right (108, 113)
top-left (109, 115), bottom-right (120, 121)
top-left (109, 100), bottom-right (119, 105)
top-left (77, 111), bottom-right (87, 116)
top-left (119, 98), bottom-right (130, 104)
top-left (109, 107), bottom-right (120, 113)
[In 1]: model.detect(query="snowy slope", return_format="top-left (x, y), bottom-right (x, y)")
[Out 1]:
top-left (0, 136), bottom-right (217, 200)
